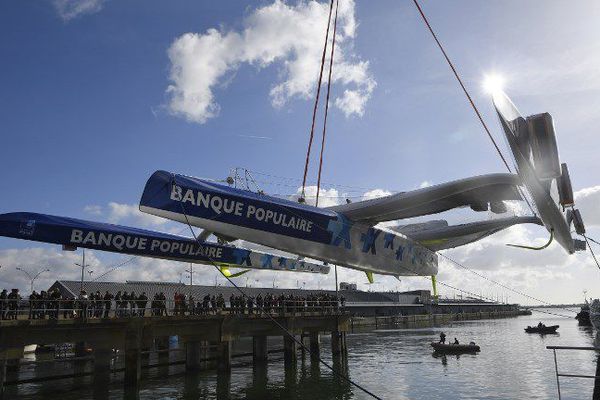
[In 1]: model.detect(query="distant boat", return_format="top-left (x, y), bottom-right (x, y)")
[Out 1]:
top-left (525, 325), bottom-right (559, 334)
top-left (576, 301), bottom-right (591, 326)
top-left (430, 342), bottom-right (480, 354)
top-left (590, 299), bottom-right (600, 332)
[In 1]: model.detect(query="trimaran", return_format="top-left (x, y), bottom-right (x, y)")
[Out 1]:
top-left (0, 90), bottom-right (587, 293)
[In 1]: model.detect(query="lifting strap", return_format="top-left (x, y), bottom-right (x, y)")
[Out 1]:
top-left (300, 0), bottom-right (335, 200)
top-left (315, 0), bottom-right (339, 206)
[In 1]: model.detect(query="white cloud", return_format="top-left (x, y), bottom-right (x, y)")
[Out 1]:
top-left (83, 204), bottom-right (103, 216)
top-left (83, 202), bottom-right (168, 228)
top-left (288, 185), bottom-right (396, 207)
top-left (289, 185), bottom-right (344, 208)
top-left (361, 189), bottom-right (392, 200)
top-left (106, 202), bottom-right (167, 227)
top-left (0, 247), bottom-right (100, 293)
top-left (166, 0), bottom-right (375, 124)
top-left (574, 185), bottom-right (600, 227)
top-left (53, 0), bottom-right (106, 21)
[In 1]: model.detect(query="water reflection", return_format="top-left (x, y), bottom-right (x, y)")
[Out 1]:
top-left (216, 372), bottom-right (230, 400)
top-left (7, 310), bottom-right (600, 399)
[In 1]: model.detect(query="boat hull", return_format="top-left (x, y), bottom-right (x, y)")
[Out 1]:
top-left (524, 325), bottom-right (559, 334)
top-left (430, 342), bottom-right (480, 354)
top-left (140, 171), bottom-right (439, 277)
top-left (0, 212), bottom-right (330, 274)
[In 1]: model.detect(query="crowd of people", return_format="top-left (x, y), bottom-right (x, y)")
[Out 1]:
top-left (0, 289), bottom-right (22, 320)
top-left (0, 287), bottom-right (346, 320)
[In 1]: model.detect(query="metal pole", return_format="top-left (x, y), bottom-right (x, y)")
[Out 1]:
top-left (593, 354), bottom-right (600, 400)
top-left (334, 265), bottom-right (338, 296)
top-left (80, 250), bottom-right (85, 292)
top-left (553, 349), bottom-right (562, 400)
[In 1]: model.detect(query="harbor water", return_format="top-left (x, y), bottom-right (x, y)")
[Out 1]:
top-left (8, 309), bottom-right (598, 399)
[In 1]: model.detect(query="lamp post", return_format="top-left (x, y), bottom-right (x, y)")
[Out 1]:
top-left (16, 267), bottom-right (50, 293)
top-left (185, 263), bottom-right (194, 286)
top-left (75, 249), bottom-right (90, 293)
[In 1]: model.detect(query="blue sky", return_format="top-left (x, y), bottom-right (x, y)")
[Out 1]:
top-left (1, 0), bottom-right (599, 303)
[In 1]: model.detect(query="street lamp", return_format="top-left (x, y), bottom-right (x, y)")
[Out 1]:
top-left (185, 263), bottom-right (194, 286)
top-left (16, 267), bottom-right (50, 292)
top-left (75, 249), bottom-right (90, 293)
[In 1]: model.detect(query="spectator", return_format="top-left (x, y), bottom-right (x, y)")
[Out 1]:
top-left (7, 289), bottom-right (20, 320)
top-left (0, 289), bottom-right (7, 320)
top-left (29, 291), bottom-right (38, 319)
top-left (137, 292), bottom-right (148, 317)
top-left (77, 290), bottom-right (88, 320)
top-left (103, 291), bottom-right (113, 318)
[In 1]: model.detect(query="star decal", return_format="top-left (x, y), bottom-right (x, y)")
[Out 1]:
top-left (395, 246), bottom-right (405, 261)
top-left (260, 254), bottom-right (274, 269)
top-left (327, 214), bottom-right (352, 249)
top-left (384, 233), bottom-right (395, 249)
top-left (232, 248), bottom-right (252, 266)
top-left (360, 228), bottom-right (381, 254)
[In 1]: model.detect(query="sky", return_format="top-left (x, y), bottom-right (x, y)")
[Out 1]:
top-left (0, 0), bottom-right (599, 304)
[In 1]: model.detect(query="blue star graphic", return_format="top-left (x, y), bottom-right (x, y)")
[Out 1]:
top-left (384, 233), bottom-right (395, 249)
top-left (260, 254), bottom-right (274, 269)
top-left (407, 244), bottom-right (416, 265)
top-left (232, 249), bottom-right (252, 266)
top-left (360, 228), bottom-right (381, 254)
top-left (395, 246), bottom-right (405, 261)
top-left (327, 214), bottom-right (352, 249)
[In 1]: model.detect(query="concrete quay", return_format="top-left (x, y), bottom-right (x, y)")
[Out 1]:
top-left (0, 312), bottom-right (350, 398)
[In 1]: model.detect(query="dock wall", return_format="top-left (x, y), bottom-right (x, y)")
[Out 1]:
top-left (350, 309), bottom-right (529, 329)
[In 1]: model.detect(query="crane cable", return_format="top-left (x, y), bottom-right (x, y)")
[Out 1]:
top-left (581, 234), bottom-right (600, 271)
top-left (411, 0), bottom-right (540, 219)
top-left (315, 0), bottom-right (339, 207)
top-left (411, 0), bottom-right (512, 173)
top-left (301, 0), bottom-right (335, 200)
top-left (172, 175), bottom-right (384, 400)
top-left (438, 252), bottom-right (579, 314)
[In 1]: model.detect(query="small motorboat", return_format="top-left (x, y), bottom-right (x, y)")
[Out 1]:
top-left (524, 325), bottom-right (559, 334)
top-left (430, 342), bottom-right (480, 354)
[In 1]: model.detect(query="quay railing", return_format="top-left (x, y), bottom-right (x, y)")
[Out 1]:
top-left (0, 299), bottom-right (345, 321)
top-left (546, 345), bottom-right (600, 400)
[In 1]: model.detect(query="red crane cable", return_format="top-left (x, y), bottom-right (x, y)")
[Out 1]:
top-left (300, 0), bottom-right (335, 200)
top-left (411, 0), bottom-right (513, 173)
top-left (315, 0), bottom-right (339, 207)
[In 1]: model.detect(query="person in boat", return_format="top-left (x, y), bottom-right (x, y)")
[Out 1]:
top-left (453, 338), bottom-right (459, 345)
top-left (537, 322), bottom-right (544, 328)
top-left (439, 332), bottom-right (446, 344)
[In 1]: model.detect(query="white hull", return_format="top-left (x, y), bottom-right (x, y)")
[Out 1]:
top-left (140, 206), bottom-right (438, 277)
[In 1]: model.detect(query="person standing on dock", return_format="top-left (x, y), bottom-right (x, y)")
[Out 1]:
top-left (103, 291), bottom-right (113, 318)
top-left (0, 289), bottom-right (7, 320)
top-left (77, 290), bottom-right (88, 320)
top-left (439, 332), bottom-right (446, 344)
